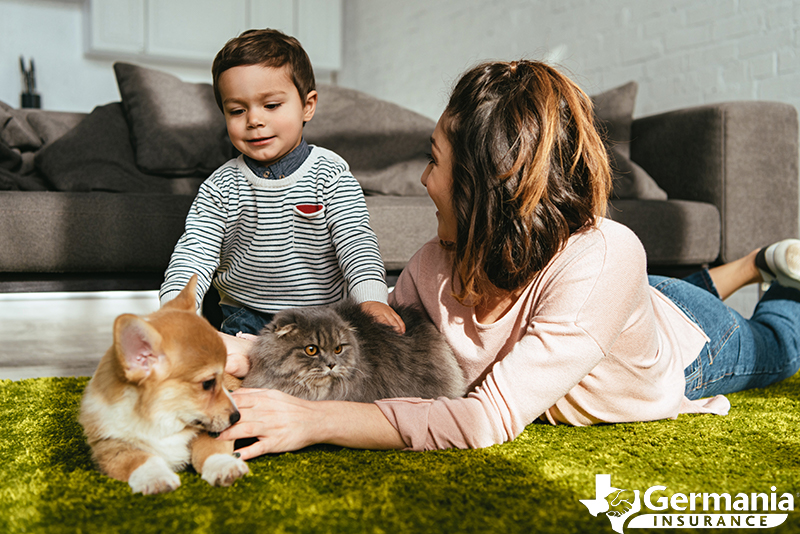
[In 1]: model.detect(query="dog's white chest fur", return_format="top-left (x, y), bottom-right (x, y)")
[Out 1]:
top-left (83, 386), bottom-right (196, 469)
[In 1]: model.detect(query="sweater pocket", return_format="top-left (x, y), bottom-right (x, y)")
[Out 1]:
top-left (292, 204), bottom-right (328, 250)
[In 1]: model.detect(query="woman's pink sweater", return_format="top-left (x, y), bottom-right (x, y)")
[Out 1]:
top-left (377, 218), bottom-right (730, 451)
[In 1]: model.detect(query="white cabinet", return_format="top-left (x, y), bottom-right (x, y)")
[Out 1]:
top-left (249, 0), bottom-right (295, 35)
top-left (84, 0), bottom-right (342, 71)
top-left (83, 0), bottom-right (145, 55)
top-left (296, 0), bottom-right (342, 72)
top-left (249, 0), bottom-right (342, 72)
top-left (146, 0), bottom-right (248, 62)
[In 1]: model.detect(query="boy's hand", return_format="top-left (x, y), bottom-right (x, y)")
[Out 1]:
top-left (219, 331), bottom-right (257, 377)
top-left (360, 301), bottom-right (406, 334)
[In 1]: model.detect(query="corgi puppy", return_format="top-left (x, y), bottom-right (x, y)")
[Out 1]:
top-left (79, 276), bottom-right (248, 494)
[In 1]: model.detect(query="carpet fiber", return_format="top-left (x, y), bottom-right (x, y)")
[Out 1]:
top-left (2, 375), bottom-right (800, 533)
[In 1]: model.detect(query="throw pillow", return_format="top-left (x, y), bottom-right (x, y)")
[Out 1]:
top-left (591, 81), bottom-right (637, 159)
top-left (0, 101), bottom-right (41, 151)
top-left (0, 167), bottom-right (21, 190)
top-left (0, 167), bottom-right (49, 191)
top-left (607, 148), bottom-right (668, 200)
top-left (26, 110), bottom-right (86, 146)
top-left (0, 103), bottom-right (87, 178)
top-left (304, 85), bottom-right (434, 196)
top-left (591, 82), bottom-right (667, 201)
top-left (0, 141), bottom-right (22, 173)
top-left (114, 62), bottom-right (233, 177)
top-left (35, 102), bottom-right (194, 193)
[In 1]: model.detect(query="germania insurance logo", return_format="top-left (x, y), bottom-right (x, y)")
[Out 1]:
top-left (580, 474), bottom-right (793, 532)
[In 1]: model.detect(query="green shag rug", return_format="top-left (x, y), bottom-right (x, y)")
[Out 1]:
top-left (2, 375), bottom-right (800, 534)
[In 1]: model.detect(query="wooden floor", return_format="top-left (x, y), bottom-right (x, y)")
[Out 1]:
top-left (0, 284), bottom-right (759, 382)
top-left (0, 290), bottom-right (160, 381)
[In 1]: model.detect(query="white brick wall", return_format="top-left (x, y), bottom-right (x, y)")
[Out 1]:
top-left (340, 0), bottom-right (800, 121)
top-left (340, 0), bottom-right (792, 315)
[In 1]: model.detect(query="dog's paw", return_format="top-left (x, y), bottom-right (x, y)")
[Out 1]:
top-left (128, 456), bottom-right (181, 495)
top-left (201, 453), bottom-right (249, 487)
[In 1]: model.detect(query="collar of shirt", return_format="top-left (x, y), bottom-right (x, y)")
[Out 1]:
top-left (243, 138), bottom-right (311, 180)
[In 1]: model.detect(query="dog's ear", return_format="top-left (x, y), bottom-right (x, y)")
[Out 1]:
top-left (114, 314), bottom-right (167, 384)
top-left (162, 274), bottom-right (198, 313)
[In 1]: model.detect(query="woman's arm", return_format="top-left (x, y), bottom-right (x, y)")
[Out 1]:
top-left (379, 222), bottom-right (659, 450)
top-left (216, 389), bottom-right (406, 459)
top-left (218, 331), bottom-right (406, 458)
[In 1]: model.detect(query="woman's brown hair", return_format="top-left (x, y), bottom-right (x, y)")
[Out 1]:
top-left (442, 60), bottom-right (612, 305)
top-left (212, 29), bottom-right (316, 111)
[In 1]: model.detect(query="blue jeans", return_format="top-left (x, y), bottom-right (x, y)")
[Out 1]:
top-left (650, 271), bottom-right (800, 400)
top-left (219, 304), bottom-right (274, 336)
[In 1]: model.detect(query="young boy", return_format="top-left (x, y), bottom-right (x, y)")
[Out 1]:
top-left (160, 29), bottom-right (403, 335)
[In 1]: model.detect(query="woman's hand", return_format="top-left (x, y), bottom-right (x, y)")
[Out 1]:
top-left (219, 331), bottom-right (257, 377)
top-left (217, 388), bottom-right (326, 459)
top-left (360, 301), bottom-right (406, 334)
top-left (216, 388), bottom-right (407, 459)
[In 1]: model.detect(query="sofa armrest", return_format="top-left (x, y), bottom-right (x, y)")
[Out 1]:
top-left (630, 101), bottom-right (798, 263)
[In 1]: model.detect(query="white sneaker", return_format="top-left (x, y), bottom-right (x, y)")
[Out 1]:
top-left (758, 239), bottom-right (800, 291)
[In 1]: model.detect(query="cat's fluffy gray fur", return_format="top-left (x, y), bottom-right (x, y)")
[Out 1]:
top-left (242, 300), bottom-right (467, 402)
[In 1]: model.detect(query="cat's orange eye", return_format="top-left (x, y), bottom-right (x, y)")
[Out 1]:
top-left (334, 345), bottom-right (343, 354)
top-left (304, 345), bottom-right (319, 356)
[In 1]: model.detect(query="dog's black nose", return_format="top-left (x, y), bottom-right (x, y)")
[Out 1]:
top-left (230, 411), bottom-right (241, 425)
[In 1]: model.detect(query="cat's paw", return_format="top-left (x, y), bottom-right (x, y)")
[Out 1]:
top-left (201, 453), bottom-right (249, 487)
top-left (128, 456), bottom-right (181, 494)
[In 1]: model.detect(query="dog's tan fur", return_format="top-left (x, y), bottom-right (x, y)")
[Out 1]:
top-left (79, 276), bottom-right (248, 494)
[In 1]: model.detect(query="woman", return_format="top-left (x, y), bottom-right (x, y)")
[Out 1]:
top-left (218, 60), bottom-right (800, 457)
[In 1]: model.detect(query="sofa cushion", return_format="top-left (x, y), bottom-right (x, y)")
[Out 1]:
top-left (592, 82), bottom-right (667, 201)
top-left (608, 199), bottom-right (721, 265)
top-left (112, 63), bottom-right (432, 194)
top-left (0, 191), bottom-right (195, 272)
top-left (114, 62), bottom-right (233, 177)
top-left (305, 85), bottom-right (434, 196)
top-left (35, 102), bottom-right (203, 194)
top-left (365, 196), bottom-right (437, 270)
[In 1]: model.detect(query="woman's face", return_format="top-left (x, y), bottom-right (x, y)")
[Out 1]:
top-left (422, 116), bottom-right (457, 245)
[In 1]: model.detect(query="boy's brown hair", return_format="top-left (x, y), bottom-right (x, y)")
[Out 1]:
top-left (442, 60), bottom-right (612, 306)
top-left (212, 28), bottom-right (316, 110)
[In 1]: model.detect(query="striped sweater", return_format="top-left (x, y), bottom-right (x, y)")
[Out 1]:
top-left (159, 147), bottom-right (388, 313)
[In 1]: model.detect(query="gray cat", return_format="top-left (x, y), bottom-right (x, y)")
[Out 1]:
top-left (241, 300), bottom-right (467, 402)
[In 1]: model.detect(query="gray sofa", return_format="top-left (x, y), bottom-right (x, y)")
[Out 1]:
top-left (0, 63), bottom-right (797, 300)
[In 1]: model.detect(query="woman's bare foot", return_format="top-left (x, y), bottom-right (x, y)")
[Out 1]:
top-left (708, 239), bottom-right (800, 300)
top-left (707, 248), bottom-right (762, 301)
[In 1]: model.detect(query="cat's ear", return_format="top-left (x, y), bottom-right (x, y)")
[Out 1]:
top-left (269, 310), bottom-right (300, 337)
top-left (274, 323), bottom-right (297, 337)
top-left (275, 323), bottom-right (297, 337)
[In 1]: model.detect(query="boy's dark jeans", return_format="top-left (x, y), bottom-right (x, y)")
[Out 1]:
top-left (219, 304), bottom-right (275, 335)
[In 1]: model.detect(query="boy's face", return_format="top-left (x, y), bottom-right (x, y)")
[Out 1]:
top-left (218, 64), bottom-right (317, 166)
